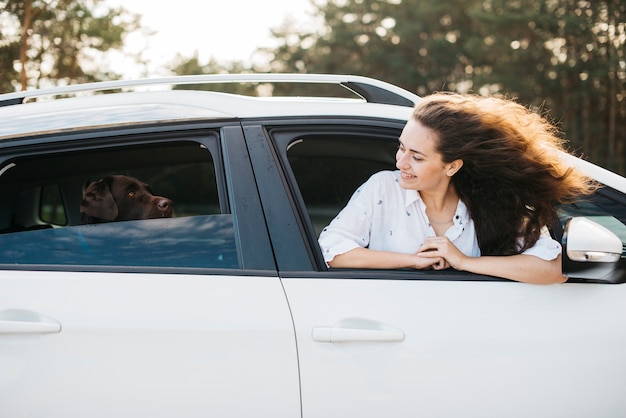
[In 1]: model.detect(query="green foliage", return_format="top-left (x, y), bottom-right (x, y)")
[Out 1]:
top-left (266, 0), bottom-right (478, 95)
top-left (468, 0), bottom-right (626, 171)
top-left (169, 53), bottom-right (258, 95)
top-left (258, 0), bottom-right (626, 173)
top-left (0, 0), bottom-right (139, 91)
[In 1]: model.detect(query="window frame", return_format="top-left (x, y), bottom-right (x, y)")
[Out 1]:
top-left (0, 122), bottom-right (277, 275)
top-left (264, 118), bottom-right (626, 284)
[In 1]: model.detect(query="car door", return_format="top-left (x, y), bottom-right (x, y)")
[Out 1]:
top-left (249, 121), bottom-right (626, 418)
top-left (282, 274), bottom-right (626, 418)
top-left (0, 125), bottom-right (301, 418)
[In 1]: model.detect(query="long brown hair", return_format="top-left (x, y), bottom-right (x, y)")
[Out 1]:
top-left (413, 92), bottom-right (596, 256)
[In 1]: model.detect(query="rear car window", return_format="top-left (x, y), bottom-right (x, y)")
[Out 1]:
top-left (0, 136), bottom-right (240, 270)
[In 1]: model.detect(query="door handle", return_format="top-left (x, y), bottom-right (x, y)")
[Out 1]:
top-left (0, 310), bottom-right (61, 334)
top-left (0, 319), bottom-right (61, 334)
top-left (312, 325), bottom-right (404, 343)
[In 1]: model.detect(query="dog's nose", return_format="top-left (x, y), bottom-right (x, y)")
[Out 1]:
top-left (157, 199), bottom-right (174, 217)
top-left (158, 199), bottom-right (171, 210)
top-left (157, 198), bottom-right (172, 217)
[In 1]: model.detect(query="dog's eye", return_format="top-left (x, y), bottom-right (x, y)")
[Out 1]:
top-left (128, 191), bottom-right (136, 197)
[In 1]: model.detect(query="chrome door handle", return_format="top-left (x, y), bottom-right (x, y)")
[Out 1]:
top-left (312, 326), bottom-right (404, 343)
top-left (0, 310), bottom-right (61, 334)
top-left (0, 319), bottom-right (61, 334)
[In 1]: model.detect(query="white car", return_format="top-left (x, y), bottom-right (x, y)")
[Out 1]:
top-left (0, 74), bottom-right (624, 418)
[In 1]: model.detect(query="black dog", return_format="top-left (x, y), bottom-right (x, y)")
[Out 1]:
top-left (80, 175), bottom-right (174, 224)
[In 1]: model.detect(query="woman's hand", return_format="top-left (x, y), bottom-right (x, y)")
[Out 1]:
top-left (416, 237), bottom-right (565, 283)
top-left (416, 236), bottom-right (466, 270)
top-left (412, 250), bottom-right (448, 270)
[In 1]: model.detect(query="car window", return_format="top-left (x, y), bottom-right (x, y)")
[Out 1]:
top-left (279, 125), bottom-right (626, 283)
top-left (0, 137), bottom-right (240, 270)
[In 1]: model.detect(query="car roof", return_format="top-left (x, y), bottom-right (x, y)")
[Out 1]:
top-left (0, 74), bottom-right (419, 139)
top-left (0, 90), bottom-right (415, 139)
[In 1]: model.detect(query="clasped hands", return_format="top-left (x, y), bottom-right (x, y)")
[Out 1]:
top-left (414, 236), bottom-right (466, 271)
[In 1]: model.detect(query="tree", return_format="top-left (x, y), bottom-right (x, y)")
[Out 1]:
top-left (469, 0), bottom-right (626, 172)
top-left (0, 1), bottom-right (22, 92)
top-left (0, 0), bottom-right (139, 92)
top-left (168, 52), bottom-right (259, 95)
top-left (266, 0), bottom-right (479, 96)
top-left (263, 0), bottom-right (626, 173)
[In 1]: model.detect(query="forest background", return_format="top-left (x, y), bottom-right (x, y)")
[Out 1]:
top-left (1, 0), bottom-right (625, 173)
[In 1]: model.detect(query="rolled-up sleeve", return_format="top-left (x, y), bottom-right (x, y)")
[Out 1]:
top-left (520, 231), bottom-right (562, 261)
top-left (318, 177), bottom-right (380, 264)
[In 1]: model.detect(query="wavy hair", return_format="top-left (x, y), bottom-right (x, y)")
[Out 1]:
top-left (413, 92), bottom-right (597, 256)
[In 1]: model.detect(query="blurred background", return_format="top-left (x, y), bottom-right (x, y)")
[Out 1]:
top-left (1, 0), bottom-right (624, 173)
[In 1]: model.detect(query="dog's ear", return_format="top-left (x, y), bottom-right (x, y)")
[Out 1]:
top-left (80, 177), bottom-right (118, 221)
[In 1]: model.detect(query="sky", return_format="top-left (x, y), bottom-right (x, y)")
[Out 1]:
top-left (105, 0), bottom-right (315, 78)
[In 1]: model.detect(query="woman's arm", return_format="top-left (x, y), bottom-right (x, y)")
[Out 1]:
top-left (329, 247), bottom-right (445, 270)
top-left (417, 236), bottom-right (566, 284)
top-left (454, 253), bottom-right (564, 284)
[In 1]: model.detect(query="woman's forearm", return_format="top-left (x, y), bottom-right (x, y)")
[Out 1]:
top-left (459, 254), bottom-right (565, 284)
top-left (328, 247), bottom-right (417, 269)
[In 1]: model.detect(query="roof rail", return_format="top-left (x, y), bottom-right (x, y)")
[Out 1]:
top-left (0, 74), bottom-right (419, 108)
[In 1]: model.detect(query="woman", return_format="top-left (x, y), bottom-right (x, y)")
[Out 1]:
top-left (318, 92), bottom-right (596, 284)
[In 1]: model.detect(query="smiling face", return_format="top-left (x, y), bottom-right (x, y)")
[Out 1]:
top-left (395, 118), bottom-right (461, 193)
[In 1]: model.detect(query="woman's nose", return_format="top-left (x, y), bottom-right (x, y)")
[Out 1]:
top-left (396, 151), bottom-right (408, 169)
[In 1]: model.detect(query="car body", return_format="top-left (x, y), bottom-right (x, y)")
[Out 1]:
top-left (0, 74), bottom-right (624, 418)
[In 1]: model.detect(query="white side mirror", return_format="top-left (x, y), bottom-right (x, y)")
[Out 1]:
top-left (563, 217), bottom-right (624, 283)
top-left (564, 217), bottom-right (622, 262)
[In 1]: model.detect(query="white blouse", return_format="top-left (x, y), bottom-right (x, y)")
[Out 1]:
top-left (318, 170), bottom-right (561, 265)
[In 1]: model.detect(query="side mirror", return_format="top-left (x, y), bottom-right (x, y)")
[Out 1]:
top-left (563, 217), bottom-right (624, 283)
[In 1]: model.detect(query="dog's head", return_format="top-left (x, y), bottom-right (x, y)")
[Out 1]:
top-left (80, 175), bottom-right (174, 224)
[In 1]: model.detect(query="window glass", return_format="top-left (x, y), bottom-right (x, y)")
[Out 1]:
top-left (286, 134), bottom-right (398, 236)
top-left (40, 184), bottom-right (67, 225)
top-left (0, 216), bottom-right (237, 268)
top-left (0, 138), bottom-right (240, 269)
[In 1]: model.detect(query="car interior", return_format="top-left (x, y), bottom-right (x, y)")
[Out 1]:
top-left (0, 139), bottom-right (222, 233)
